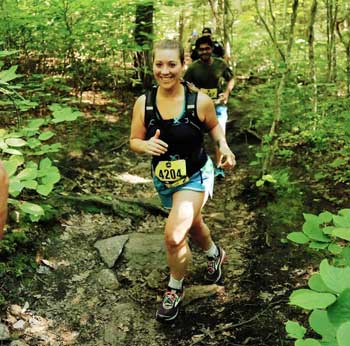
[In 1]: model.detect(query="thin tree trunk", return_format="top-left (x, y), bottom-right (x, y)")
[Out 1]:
top-left (326, 0), bottom-right (338, 82)
top-left (255, 0), bottom-right (286, 63)
top-left (336, 15), bottom-right (350, 96)
top-left (308, 0), bottom-right (318, 114)
top-left (262, 0), bottom-right (299, 174)
top-left (134, 1), bottom-right (154, 89)
top-left (223, 0), bottom-right (232, 62)
top-left (208, 0), bottom-right (219, 30)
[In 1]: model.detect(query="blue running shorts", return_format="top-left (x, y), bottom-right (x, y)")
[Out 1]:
top-left (215, 104), bottom-right (228, 130)
top-left (153, 157), bottom-right (214, 209)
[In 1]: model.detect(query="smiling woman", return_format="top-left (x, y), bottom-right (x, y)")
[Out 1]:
top-left (129, 39), bottom-right (236, 322)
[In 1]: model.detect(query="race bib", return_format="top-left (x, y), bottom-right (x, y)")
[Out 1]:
top-left (155, 159), bottom-right (187, 182)
top-left (200, 88), bottom-right (218, 99)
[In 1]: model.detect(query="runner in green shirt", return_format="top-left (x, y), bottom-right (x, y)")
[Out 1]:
top-left (184, 35), bottom-right (235, 178)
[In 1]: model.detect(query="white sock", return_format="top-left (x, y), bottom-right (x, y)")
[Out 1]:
top-left (168, 275), bottom-right (184, 290)
top-left (204, 242), bottom-right (219, 258)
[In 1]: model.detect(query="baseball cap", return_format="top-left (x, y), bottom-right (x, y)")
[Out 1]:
top-left (202, 27), bottom-right (212, 34)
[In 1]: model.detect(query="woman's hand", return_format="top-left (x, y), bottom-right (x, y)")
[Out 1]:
top-left (145, 129), bottom-right (168, 156)
top-left (218, 143), bottom-right (236, 169)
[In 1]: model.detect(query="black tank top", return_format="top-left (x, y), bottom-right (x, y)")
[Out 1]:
top-left (145, 85), bottom-right (208, 177)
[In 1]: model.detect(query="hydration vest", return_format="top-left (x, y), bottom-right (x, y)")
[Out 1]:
top-left (144, 83), bottom-right (208, 180)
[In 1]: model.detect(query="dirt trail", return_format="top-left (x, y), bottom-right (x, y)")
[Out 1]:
top-left (2, 92), bottom-right (301, 346)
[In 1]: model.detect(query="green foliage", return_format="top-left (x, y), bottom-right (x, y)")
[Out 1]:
top-left (1, 108), bottom-right (82, 220)
top-left (286, 208), bottom-right (350, 346)
top-left (0, 53), bottom-right (81, 221)
top-left (287, 209), bottom-right (350, 263)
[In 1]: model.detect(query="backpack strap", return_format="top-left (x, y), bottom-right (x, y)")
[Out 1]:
top-left (184, 83), bottom-right (206, 132)
top-left (145, 83), bottom-right (202, 128)
top-left (144, 85), bottom-right (158, 128)
top-left (184, 83), bottom-right (198, 119)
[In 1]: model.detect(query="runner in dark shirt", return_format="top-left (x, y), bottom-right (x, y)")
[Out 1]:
top-left (184, 35), bottom-right (235, 178)
top-left (190, 27), bottom-right (225, 61)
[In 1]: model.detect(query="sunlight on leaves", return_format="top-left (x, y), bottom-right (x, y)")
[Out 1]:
top-left (289, 289), bottom-right (336, 310)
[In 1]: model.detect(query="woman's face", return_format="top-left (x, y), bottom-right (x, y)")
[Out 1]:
top-left (153, 48), bottom-right (184, 90)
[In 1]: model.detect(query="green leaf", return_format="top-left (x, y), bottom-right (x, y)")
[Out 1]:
top-left (0, 129), bottom-right (6, 138)
top-left (3, 160), bottom-right (19, 177)
top-left (287, 232), bottom-right (310, 244)
top-left (39, 158), bottom-right (52, 170)
top-left (309, 309), bottom-right (336, 340)
top-left (38, 167), bottom-right (59, 183)
top-left (332, 228), bottom-right (350, 241)
top-left (8, 179), bottom-right (24, 197)
top-left (328, 289), bottom-right (350, 328)
top-left (38, 131), bottom-right (55, 141)
top-left (3, 148), bottom-right (23, 155)
top-left (303, 220), bottom-right (331, 243)
top-left (27, 138), bottom-right (42, 149)
top-left (338, 208), bottom-right (350, 218)
top-left (256, 179), bottom-right (264, 187)
top-left (337, 322), bottom-right (350, 346)
top-left (295, 339), bottom-right (321, 346)
top-left (262, 174), bottom-right (277, 183)
top-left (0, 138), bottom-right (7, 150)
top-left (27, 118), bottom-right (45, 130)
top-left (329, 158), bottom-right (346, 168)
top-left (0, 65), bottom-right (22, 82)
top-left (16, 167), bottom-right (38, 181)
top-left (339, 209), bottom-right (350, 218)
top-left (41, 172), bottom-right (60, 185)
top-left (320, 259), bottom-right (350, 293)
top-left (323, 226), bottom-right (335, 235)
top-left (303, 213), bottom-right (320, 223)
top-left (308, 273), bottom-right (335, 293)
top-left (285, 320), bottom-right (306, 339)
top-left (21, 180), bottom-right (38, 189)
top-left (289, 289), bottom-right (336, 310)
top-left (342, 247), bottom-right (350, 266)
top-left (309, 242), bottom-right (329, 249)
top-left (328, 243), bottom-right (343, 255)
top-left (0, 50), bottom-right (18, 58)
top-left (49, 104), bottom-right (82, 123)
top-left (19, 202), bottom-right (44, 216)
top-left (36, 183), bottom-right (54, 196)
top-left (333, 215), bottom-right (350, 228)
top-left (5, 138), bottom-right (27, 147)
top-left (318, 211), bottom-right (334, 223)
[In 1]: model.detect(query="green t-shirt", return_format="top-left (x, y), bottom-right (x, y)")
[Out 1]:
top-left (183, 57), bottom-right (233, 98)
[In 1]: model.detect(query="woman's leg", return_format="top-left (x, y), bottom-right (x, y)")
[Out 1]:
top-left (189, 213), bottom-right (213, 251)
top-left (164, 189), bottom-right (205, 281)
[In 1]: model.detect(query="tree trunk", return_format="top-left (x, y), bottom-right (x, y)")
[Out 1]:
top-left (179, 10), bottom-right (185, 44)
top-left (255, 0), bottom-right (286, 63)
top-left (308, 0), bottom-right (318, 114)
top-left (208, 0), bottom-right (219, 31)
top-left (336, 14), bottom-right (350, 96)
top-left (259, 0), bottom-right (299, 174)
top-left (134, 1), bottom-right (154, 89)
top-left (223, 0), bottom-right (232, 62)
top-left (326, 0), bottom-right (338, 82)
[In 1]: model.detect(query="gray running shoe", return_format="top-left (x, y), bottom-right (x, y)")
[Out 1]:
top-left (156, 287), bottom-right (184, 322)
top-left (206, 246), bottom-right (226, 283)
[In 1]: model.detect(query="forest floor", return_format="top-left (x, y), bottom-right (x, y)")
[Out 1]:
top-left (1, 88), bottom-right (313, 346)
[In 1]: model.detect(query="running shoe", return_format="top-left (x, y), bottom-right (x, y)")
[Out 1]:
top-left (156, 287), bottom-right (184, 322)
top-left (206, 246), bottom-right (226, 283)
